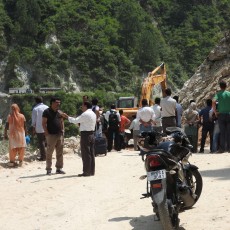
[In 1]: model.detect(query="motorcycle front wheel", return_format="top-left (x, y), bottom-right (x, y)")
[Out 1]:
top-left (158, 199), bottom-right (179, 230)
top-left (186, 169), bottom-right (203, 202)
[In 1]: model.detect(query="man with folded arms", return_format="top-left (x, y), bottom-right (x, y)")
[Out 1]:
top-left (137, 99), bottom-right (156, 132)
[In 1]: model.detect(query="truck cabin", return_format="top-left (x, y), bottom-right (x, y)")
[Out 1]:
top-left (116, 97), bottom-right (138, 109)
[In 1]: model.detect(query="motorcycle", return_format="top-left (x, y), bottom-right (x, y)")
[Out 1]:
top-left (138, 127), bottom-right (203, 230)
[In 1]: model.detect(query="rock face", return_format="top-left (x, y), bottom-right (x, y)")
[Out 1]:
top-left (0, 94), bottom-right (11, 121)
top-left (179, 32), bottom-right (230, 109)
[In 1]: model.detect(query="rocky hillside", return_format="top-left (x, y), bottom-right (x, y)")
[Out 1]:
top-left (0, 32), bottom-right (230, 121)
top-left (0, 93), bottom-right (10, 121)
top-left (179, 32), bottom-right (230, 109)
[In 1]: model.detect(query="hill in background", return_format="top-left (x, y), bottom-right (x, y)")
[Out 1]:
top-left (0, 0), bottom-right (229, 94)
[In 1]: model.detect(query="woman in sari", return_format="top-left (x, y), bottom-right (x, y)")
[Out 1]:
top-left (4, 104), bottom-right (27, 167)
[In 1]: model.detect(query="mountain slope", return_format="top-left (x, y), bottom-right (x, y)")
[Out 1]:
top-left (0, 0), bottom-right (229, 93)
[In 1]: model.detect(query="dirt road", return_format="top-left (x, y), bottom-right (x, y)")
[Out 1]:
top-left (0, 149), bottom-right (229, 230)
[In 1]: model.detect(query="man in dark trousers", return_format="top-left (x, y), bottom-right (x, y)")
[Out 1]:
top-left (62, 101), bottom-right (96, 176)
top-left (105, 104), bottom-right (121, 152)
top-left (32, 96), bottom-right (49, 161)
top-left (212, 80), bottom-right (230, 153)
top-left (173, 95), bottom-right (183, 128)
top-left (160, 88), bottom-right (177, 133)
top-left (199, 99), bottom-right (214, 153)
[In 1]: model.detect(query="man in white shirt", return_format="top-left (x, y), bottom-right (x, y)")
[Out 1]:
top-left (160, 88), bottom-right (177, 133)
top-left (32, 96), bottom-right (49, 161)
top-left (152, 97), bottom-right (162, 133)
top-left (62, 101), bottom-right (96, 177)
top-left (129, 115), bottom-right (140, 151)
top-left (173, 95), bottom-right (183, 128)
top-left (92, 98), bottom-right (102, 138)
top-left (136, 99), bottom-right (156, 132)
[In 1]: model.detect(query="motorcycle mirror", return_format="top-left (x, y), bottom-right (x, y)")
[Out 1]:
top-left (139, 175), bottom-right (147, 180)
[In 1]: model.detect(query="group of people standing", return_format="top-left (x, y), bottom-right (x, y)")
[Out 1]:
top-left (129, 80), bottom-right (230, 155)
top-left (182, 80), bottom-right (230, 154)
top-left (3, 80), bottom-right (230, 176)
top-left (134, 88), bottom-right (178, 135)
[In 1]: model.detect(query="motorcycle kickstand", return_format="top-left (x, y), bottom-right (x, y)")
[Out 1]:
top-left (140, 192), bottom-right (151, 199)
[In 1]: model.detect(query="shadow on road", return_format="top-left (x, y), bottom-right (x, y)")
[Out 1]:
top-left (200, 167), bottom-right (230, 180)
top-left (109, 215), bottom-right (186, 230)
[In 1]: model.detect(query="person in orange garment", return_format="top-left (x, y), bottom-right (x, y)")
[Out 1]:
top-left (4, 104), bottom-right (27, 167)
top-left (119, 109), bottom-right (131, 149)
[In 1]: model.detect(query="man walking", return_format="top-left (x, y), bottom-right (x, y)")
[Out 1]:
top-left (32, 96), bottom-right (48, 161)
top-left (42, 97), bottom-right (65, 175)
top-left (212, 80), bottom-right (230, 153)
top-left (105, 104), bottom-right (121, 152)
top-left (62, 101), bottom-right (96, 176)
top-left (160, 88), bottom-right (177, 133)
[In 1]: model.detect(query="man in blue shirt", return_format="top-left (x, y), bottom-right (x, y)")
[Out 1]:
top-left (198, 99), bottom-right (214, 153)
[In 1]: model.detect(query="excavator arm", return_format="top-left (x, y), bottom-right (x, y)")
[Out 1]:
top-left (116, 63), bottom-right (167, 120)
top-left (139, 62), bottom-right (167, 106)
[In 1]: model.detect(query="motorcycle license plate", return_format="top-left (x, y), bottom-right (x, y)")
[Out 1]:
top-left (147, 170), bottom-right (166, 181)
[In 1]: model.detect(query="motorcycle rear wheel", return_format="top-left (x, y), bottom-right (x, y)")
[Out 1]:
top-left (158, 199), bottom-right (179, 230)
top-left (186, 169), bottom-right (203, 202)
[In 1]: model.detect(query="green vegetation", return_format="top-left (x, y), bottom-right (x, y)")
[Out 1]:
top-left (0, 0), bottom-right (228, 93)
top-left (9, 90), bottom-right (128, 137)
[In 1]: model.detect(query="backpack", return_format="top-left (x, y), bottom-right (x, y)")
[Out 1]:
top-left (108, 110), bottom-right (119, 129)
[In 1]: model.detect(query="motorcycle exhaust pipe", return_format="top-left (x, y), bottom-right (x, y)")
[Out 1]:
top-left (179, 187), bottom-right (196, 207)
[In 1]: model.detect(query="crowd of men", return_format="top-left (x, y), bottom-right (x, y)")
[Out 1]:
top-left (2, 80), bottom-right (230, 176)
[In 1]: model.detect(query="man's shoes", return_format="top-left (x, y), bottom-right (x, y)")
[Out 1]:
top-left (56, 169), bottom-right (66, 174)
top-left (46, 170), bottom-right (52, 175)
top-left (199, 150), bottom-right (204, 153)
top-left (78, 173), bottom-right (90, 177)
top-left (216, 150), bottom-right (224, 153)
top-left (37, 157), bottom-right (46, 161)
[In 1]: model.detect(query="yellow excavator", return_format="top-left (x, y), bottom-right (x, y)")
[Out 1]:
top-left (116, 62), bottom-right (167, 120)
